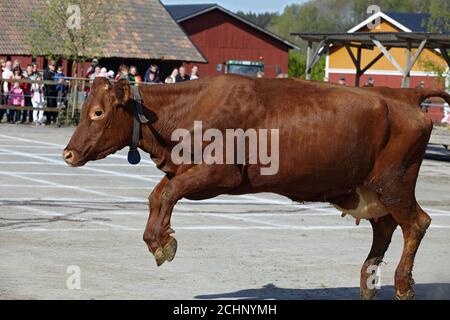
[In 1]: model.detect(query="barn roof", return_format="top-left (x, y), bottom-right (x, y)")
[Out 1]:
top-left (165, 3), bottom-right (217, 21)
top-left (348, 11), bottom-right (431, 33)
top-left (165, 3), bottom-right (298, 49)
top-left (0, 0), bottom-right (206, 62)
top-left (386, 12), bottom-right (430, 32)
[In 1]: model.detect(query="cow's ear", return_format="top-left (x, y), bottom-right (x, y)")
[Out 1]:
top-left (112, 79), bottom-right (131, 106)
top-left (92, 77), bottom-right (112, 92)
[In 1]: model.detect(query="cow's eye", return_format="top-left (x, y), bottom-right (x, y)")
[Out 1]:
top-left (95, 110), bottom-right (103, 117)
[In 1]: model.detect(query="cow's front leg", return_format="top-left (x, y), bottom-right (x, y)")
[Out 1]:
top-left (150, 164), bottom-right (242, 266)
top-left (143, 176), bottom-right (172, 265)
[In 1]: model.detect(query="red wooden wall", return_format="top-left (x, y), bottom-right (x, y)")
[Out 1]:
top-left (180, 9), bottom-right (290, 78)
top-left (329, 72), bottom-right (446, 123)
top-left (328, 73), bottom-right (443, 89)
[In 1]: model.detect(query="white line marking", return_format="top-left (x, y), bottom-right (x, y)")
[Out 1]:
top-left (2, 135), bottom-right (449, 216)
top-left (194, 212), bottom-right (293, 228)
top-left (3, 196), bottom-right (450, 217)
top-left (0, 172), bottom-right (163, 179)
top-left (0, 161), bottom-right (154, 167)
top-left (0, 134), bottom-right (155, 164)
top-left (0, 145), bottom-right (62, 149)
top-left (0, 147), bottom-right (161, 184)
top-left (3, 225), bottom-right (450, 233)
top-left (1, 171), bottom-right (139, 202)
top-left (0, 184), bottom-right (150, 190)
top-left (425, 207), bottom-right (450, 215)
top-left (0, 196), bottom-right (336, 207)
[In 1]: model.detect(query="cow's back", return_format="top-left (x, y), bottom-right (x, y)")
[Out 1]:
top-left (224, 78), bottom-right (391, 193)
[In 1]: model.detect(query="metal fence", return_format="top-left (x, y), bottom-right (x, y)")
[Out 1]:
top-left (0, 76), bottom-right (93, 126)
top-left (1, 76), bottom-right (449, 126)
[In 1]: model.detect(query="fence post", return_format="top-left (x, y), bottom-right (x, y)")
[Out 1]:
top-left (72, 79), bottom-right (78, 121)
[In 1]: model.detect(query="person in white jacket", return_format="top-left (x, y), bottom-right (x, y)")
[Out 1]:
top-left (31, 75), bottom-right (45, 125)
top-left (1, 61), bottom-right (13, 122)
top-left (2, 61), bottom-right (12, 94)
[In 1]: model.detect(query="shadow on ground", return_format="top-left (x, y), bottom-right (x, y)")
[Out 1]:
top-left (195, 283), bottom-right (450, 300)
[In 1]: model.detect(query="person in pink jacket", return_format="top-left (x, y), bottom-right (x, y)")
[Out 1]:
top-left (7, 81), bottom-right (25, 124)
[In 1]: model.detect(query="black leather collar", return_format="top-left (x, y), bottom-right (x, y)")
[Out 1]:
top-left (128, 85), bottom-right (149, 165)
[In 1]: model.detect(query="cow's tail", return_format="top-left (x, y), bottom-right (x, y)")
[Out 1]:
top-left (414, 88), bottom-right (450, 106)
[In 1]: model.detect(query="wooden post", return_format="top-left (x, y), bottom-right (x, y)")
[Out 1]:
top-left (73, 79), bottom-right (78, 121)
top-left (355, 46), bottom-right (362, 87)
top-left (345, 45), bottom-right (362, 87)
top-left (306, 41), bottom-right (312, 80)
top-left (402, 42), bottom-right (412, 88)
top-left (372, 39), bottom-right (404, 74)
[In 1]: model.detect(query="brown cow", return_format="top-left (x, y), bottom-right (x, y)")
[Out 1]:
top-left (63, 75), bottom-right (450, 300)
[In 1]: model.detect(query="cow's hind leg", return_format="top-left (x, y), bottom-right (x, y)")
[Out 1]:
top-left (389, 202), bottom-right (431, 299)
top-left (360, 214), bottom-right (398, 300)
top-left (373, 161), bottom-right (431, 299)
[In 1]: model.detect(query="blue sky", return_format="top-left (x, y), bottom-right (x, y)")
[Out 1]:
top-left (161, 0), bottom-right (307, 13)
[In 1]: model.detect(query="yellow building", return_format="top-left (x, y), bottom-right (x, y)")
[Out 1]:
top-left (326, 11), bottom-right (448, 89)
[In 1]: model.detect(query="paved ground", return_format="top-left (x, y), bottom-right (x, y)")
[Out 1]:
top-left (0, 124), bottom-right (449, 300)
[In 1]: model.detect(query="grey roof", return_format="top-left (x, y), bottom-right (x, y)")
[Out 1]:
top-left (386, 12), bottom-right (430, 32)
top-left (0, 0), bottom-right (206, 62)
top-left (165, 3), bottom-right (298, 49)
top-left (291, 32), bottom-right (450, 49)
top-left (165, 3), bottom-right (216, 21)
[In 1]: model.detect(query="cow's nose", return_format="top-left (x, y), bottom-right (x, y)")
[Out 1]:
top-left (63, 149), bottom-right (75, 165)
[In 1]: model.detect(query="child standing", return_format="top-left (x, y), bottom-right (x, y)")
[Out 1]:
top-left (7, 81), bottom-right (25, 123)
top-left (54, 66), bottom-right (67, 109)
top-left (31, 76), bottom-right (45, 125)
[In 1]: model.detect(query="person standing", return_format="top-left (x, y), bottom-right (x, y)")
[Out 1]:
top-left (43, 60), bottom-right (57, 125)
top-left (10, 67), bottom-right (24, 123)
top-left (416, 81), bottom-right (430, 112)
top-left (175, 66), bottom-right (190, 82)
top-left (31, 75), bottom-right (45, 125)
top-left (7, 81), bottom-right (25, 123)
top-left (1, 61), bottom-right (13, 123)
top-left (86, 59), bottom-right (99, 79)
top-left (190, 66), bottom-right (199, 80)
top-left (115, 65), bottom-right (129, 81)
top-left (144, 64), bottom-right (160, 83)
top-left (363, 77), bottom-right (375, 87)
top-left (22, 64), bottom-right (36, 123)
top-left (55, 66), bottom-right (67, 110)
top-left (0, 59), bottom-right (4, 122)
top-left (165, 68), bottom-right (178, 84)
top-left (129, 66), bottom-right (142, 85)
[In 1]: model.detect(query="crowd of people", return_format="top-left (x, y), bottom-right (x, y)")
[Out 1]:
top-left (1, 59), bottom-right (66, 125)
top-left (85, 59), bottom-right (200, 85)
top-left (2, 58), bottom-right (449, 126)
top-left (0, 58), bottom-right (202, 125)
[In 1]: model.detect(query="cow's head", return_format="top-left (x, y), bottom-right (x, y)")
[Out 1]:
top-left (63, 78), bottom-right (135, 166)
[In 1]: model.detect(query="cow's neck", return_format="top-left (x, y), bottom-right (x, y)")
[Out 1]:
top-left (137, 82), bottom-right (201, 173)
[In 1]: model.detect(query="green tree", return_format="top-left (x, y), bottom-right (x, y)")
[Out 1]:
top-left (23, 0), bottom-right (115, 77)
top-left (236, 11), bottom-right (279, 29)
top-left (288, 51), bottom-right (325, 80)
top-left (427, 0), bottom-right (450, 32)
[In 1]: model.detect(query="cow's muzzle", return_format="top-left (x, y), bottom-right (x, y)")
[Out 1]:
top-left (63, 148), bottom-right (83, 167)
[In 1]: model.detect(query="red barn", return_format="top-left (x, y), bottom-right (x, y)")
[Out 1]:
top-left (165, 4), bottom-right (297, 78)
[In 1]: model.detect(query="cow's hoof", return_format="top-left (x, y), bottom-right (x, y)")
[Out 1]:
top-left (360, 288), bottom-right (377, 300)
top-left (163, 237), bottom-right (178, 262)
top-left (395, 288), bottom-right (415, 300)
top-left (154, 247), bottom-right (166, 267)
